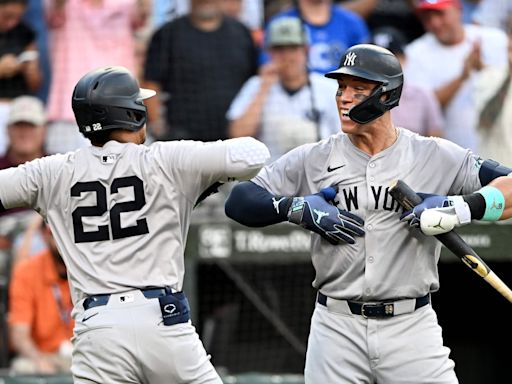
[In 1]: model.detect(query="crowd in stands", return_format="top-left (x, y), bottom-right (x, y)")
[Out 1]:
top-left (0, 0), bottom-right (509, 375)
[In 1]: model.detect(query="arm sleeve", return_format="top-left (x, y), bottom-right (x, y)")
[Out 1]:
top-left (225, 181), bottom-right (291, 227)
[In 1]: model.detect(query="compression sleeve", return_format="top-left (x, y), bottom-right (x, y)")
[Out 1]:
top-left (225, 181), bottom-right (292, 227)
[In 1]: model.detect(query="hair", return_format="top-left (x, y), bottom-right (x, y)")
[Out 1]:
top-left (83, 130), bottom-right (115, 146)
top-left (0, 0), bottom-right (29, 5)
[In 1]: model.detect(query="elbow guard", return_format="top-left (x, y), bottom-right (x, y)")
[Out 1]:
top-left (479, 159), bottom-right (512, 186)
top-left (223, 137), bottom-right (270, 182)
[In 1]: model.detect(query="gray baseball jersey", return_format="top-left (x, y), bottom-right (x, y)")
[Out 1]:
top-left (0, 139), bottom-right (266, 305)
top-left (253, 128), bottom-right (482, 301)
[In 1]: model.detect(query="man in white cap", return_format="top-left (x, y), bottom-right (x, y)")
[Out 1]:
top-left (1, 96), bottom-right (46, 169)
top-left (227, 16), bottom-right (339, 161)
top-left (0, 96), bottom-right (47, 282)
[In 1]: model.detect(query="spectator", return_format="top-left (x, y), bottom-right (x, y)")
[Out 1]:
top-left (151, 0), bottom-right (189, 31)
top-left (336, 0), bottom-right (378, 19)
top-left (472, 0), bottom-right (512, 33)
top-left (363, 0), bottom-right (425, 43)
top-left (227, 16), bottom-right (339, 161)
top-left (23, 0), bottom-right (50, 103)
top-left (220, 0), bottom-right (264, 45)
top-left (144, 0), bottom-right (258, 141)
top-left (461, 0), bottom-right (481, 24)
top-left (0, 96), bottom-right (47, 276)
top-left (0, 0), bottom-right (41, 155)
top-left (372, 27), bottom-right (444, 137)
top-left (8, 221), bottom-right (73, 374)
top-left (263, 0), bottom-right (370, 74)
top-left (405, 0), bottom-right (508, 151)
top-left (475, 31), bottom-right (512, 164)
top-left (44, 0), bottom-right (149, 154)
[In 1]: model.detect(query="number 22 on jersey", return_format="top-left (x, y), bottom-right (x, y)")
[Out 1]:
top-left (71, 175), bottom-right (149, 243)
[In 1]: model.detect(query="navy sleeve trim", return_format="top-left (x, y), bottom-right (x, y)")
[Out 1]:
top-left (479, 159), bottom-right (512, 186)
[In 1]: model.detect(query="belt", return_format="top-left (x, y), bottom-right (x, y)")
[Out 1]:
top-left (83, 287), bottom-right (173, 310)
top-left (317, 292), bottom-right (430, 318)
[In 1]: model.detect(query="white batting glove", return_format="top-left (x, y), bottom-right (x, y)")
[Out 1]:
top-left (401, 194), bottom-right (471, 236)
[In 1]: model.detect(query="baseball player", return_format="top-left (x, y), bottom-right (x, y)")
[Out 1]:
top-left (0, 66), bottom-right (270, 383)
top-left (225, 44), bottom-right (512, 383)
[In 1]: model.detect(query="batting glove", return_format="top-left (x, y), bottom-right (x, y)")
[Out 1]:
top-left (287, 187), bottom-right (365, 245)
top-left (400, 193), bottom-right (471, 236)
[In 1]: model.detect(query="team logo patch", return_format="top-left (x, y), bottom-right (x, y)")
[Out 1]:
top-left (344, 52), bottom-right (357, 66)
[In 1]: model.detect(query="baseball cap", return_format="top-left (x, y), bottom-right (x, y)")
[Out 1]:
top-left (415, 0), bottom-right (461, 11)
top-left (371, 27), bottom-right (408, 56)
top-left (266, 17), bottom-right (308, 48)
top-left (7, 96), bottom-right (46, 126)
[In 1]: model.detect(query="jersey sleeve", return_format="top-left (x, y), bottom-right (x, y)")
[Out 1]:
top-left (153, 139), bottom-right (269, 204)
top-left (435, 139), bottom-right (483, 195)
top-left (252, 144), bottom-right (310, 197)
top-left (0, 156), bottom-right (56, 216)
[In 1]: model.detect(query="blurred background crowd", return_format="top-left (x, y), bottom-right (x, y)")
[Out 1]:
top-left (0, 0), bottom-right (510, 377)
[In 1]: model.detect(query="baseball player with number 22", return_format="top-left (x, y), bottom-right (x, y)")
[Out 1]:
top-left (225, 44), bottom-right (512, 383)
top-left (0, 66), bottom-right (270, 383)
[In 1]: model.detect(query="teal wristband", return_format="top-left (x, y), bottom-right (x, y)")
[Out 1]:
top-left (478, 186), bottom-right (505, 221)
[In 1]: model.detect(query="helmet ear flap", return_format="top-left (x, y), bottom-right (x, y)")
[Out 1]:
top-left (348, 86), bottom-right (387, 124)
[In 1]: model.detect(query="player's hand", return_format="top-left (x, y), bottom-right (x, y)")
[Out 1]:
top-left (400, 193), bottom-right (471, 236)
top-left (287, 187), bottom-right (365, 245)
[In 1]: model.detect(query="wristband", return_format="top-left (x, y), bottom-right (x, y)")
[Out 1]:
top-left (478, 186), bottom-right (505, 221)
top-left (448, 195), bottom-right (471, 224)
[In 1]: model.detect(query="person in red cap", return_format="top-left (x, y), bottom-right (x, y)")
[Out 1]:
top-left (405, 0), bottom-right (508, 153)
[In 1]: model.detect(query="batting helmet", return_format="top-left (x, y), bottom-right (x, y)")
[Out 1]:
top-left (325, 44), bottom-right (403, 124)
top-left (72, 66), bottom-right (156, 134)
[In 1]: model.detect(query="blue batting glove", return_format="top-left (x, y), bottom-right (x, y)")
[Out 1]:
top-left (288, 189), bottom-right (364, 245)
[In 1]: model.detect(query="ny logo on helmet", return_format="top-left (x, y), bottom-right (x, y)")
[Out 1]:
top-left (344, 52), bottom-right (357, 66)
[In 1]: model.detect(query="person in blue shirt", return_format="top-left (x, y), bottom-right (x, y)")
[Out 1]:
top-left (261, 0), bottom-right (370, 73)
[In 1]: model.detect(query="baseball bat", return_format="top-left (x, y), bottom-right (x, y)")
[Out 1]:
top-left (390, 179), bottom-right (512, 304)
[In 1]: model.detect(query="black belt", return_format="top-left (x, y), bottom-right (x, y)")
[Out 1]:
top-left (83, 287), bottom-right (173, 310)
top-left (317, 292), bottom-right (430, 318)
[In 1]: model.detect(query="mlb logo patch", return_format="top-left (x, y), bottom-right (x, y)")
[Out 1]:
top-left (101, 154), bottom-right (117, 164)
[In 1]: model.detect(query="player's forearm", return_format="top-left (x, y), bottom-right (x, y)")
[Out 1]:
top-left (456, 176), bottom-right (512, 222)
